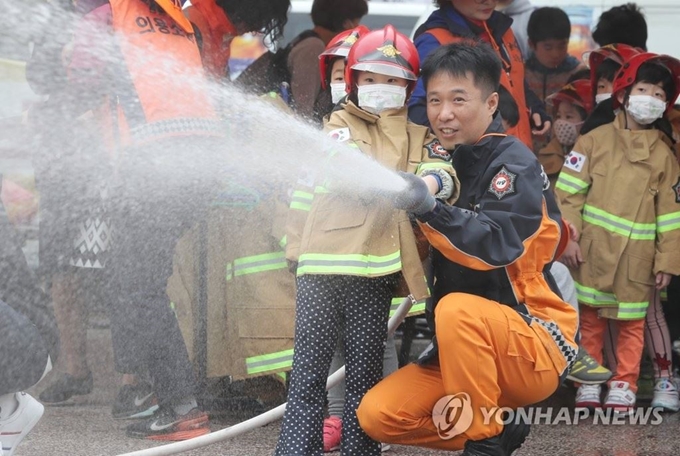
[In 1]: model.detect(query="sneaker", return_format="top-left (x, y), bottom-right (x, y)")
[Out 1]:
top-left (323, 416), bottom-right (342, 452)
top-left (38, 372), bottom-right (93, 403)
top-left (575, 384), bottom-right (602, 409)
top-left (0, 393), bottom-right (44, 456)
top-left (651, 378), bottom-right (680, 412)
top-left (566, 347), bottom-right (613, 385)
top-left (112, 383), bottom-right (159, 420)
top-left (604, 381), bottom-right (636, 414)
top-left (126, 406), bottom-right (210, 441)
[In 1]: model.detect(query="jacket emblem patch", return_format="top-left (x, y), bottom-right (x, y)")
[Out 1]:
top-left (425, 139), bottom-right (450, 160)
top-left (563, 150), bottom-right (586, 172)
top-left (488, 166), bottom-right (517, 200)
top-left (328, 128), bottom-right (351, 142)
top-left (673, 177), bottom-right (680, 203)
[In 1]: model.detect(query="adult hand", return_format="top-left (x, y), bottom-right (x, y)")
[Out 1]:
top-left (531, 112), bottom-right (551, 136)
top-left (558, 239), bottom-right (584, 270)
top-left (656, 272), bottom-right (672, 290)
top-left (394, 172), bottom-right (436, 215)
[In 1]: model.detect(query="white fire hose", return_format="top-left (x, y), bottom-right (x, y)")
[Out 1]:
top-left (118, 296), bottom-right (415, 456)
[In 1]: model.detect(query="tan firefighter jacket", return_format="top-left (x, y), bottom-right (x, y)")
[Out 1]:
top-left (286, 101), bottom-right (459, 302)
top-left (538, 135), bottom-right (571, 190)
top-left (167, 181), bottom-right (296, 380)
top-left (555, 111), bottom-right (680, 320)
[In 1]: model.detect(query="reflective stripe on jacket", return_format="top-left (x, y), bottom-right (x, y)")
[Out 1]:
top-left (556, 111), bottom-right (680, 319)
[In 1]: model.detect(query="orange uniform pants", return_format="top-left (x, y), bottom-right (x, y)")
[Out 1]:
top-left (580, 304), bottom-right (645, 392)
top-left (357, 293), bottom-right (560, 451)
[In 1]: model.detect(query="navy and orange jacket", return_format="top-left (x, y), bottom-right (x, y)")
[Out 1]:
top-left (416, 114), bottom-right (578, 376)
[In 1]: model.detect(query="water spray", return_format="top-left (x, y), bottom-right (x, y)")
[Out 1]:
top-left (116, 296), bottom-right (414, 456)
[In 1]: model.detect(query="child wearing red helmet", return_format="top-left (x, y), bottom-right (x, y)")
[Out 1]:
top-left (277, 25), bottom-right (460, 456)
top-left (539, 79), bottom-right (594, 189)
top-left (556, 52), bottom-right (680, 414)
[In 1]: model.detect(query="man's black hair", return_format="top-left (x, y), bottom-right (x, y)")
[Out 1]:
top-left (497, 85), bottom-right (519, 128)
top-left (592, 3), bottom-right (647, 50)
top-left (527, 7), bottom-right (571, 43)
top-left (596, 59), bottom-right (622, 84)
top-left (421, 40), bottom-right (501, 98)
top-left (311, 0), bottom-right (368, 33)
top-left (218, 0), bottom-right (290, 40)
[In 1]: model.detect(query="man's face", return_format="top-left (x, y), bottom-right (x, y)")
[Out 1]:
top-left (426, 71), bottom-right (498, 149)
top-left (530, 39), bottom-right (569, 69)
top-left (451, 0), bottom-right (499, 22)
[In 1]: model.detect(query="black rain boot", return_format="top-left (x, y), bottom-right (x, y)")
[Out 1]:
top-left (462, 420), bottom-right (530, 456)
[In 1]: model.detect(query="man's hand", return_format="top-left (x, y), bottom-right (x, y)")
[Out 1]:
top-left (531, 112), bottom-right (551, 136)
top-left (656, 272), bottom-right (672, 290)
top-left (559, 239), bottom-right (584, 270)
top-left (394, 172), bottom-right (436, 215)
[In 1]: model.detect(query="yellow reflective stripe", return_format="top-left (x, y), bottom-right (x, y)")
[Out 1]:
top-left (389, 297), bottom-right (426, 317)
top-left (617, 301), bottom-right (649, 319)
top-left (556, 173), bottom-right (589, 194)
top-left (417, 162), bottom-right (453, 172)
top-left (314, 186), bottom-right (329, 194)
top-left (661, 289), bottom-right (668, 301)
top-left (246, 349), bottom-right (294, 375)
top-left (279, 235), bottom-right (287, 249)
top-left (574, 281), bottom-right (617, 306)
top-left (226, 263), bottom-right (233, 281)
top-left (290, 190), bottom-right (313, 211)
top-left (297, 251), bottom-right (402, 276)
top-left (233, 252), bottom-right (287, 277)
top-left (583, 204), bottom-right (655, 240)
top-left (657, 211), bottom-right (680, 233)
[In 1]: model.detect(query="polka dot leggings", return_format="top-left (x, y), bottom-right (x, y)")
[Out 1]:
top-left (274, 274), bottom-right (397, 456)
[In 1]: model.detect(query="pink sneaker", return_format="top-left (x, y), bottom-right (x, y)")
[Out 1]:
top-left (323, 416), bottom-right (342, 452)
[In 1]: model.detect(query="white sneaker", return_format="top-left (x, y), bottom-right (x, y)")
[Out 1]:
top-left (0, 393), bottom-right (44, 456)
top-left (604, 381), bottom-right (636, 414)
top-left (651, 377), bottom-right (680, 412)
top-left (575, 384), bottom-right (601, 409)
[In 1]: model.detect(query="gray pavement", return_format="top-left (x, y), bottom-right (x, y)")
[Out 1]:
top-left (17, 328), bottom-right (680, 456)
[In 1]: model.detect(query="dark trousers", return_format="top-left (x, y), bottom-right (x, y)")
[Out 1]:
top-left (275, 274), bottom-right (397, 456)
top-left (0, 300), bottom-right (50, 395)
top-left (107, 140), bottom-right (220, 405)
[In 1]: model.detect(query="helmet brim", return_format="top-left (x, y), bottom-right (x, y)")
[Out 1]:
top-left (351, 62), bottom-right (417, 81)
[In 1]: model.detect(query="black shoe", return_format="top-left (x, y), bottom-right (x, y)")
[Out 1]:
top-left (462, 421), bottom-right (530, 456)
top-left (39, 372), bottom-right (93, 403)
top-left (112, 383), bottom-right (159, 420)
top-left (125, 406), bottom-right (210, 441)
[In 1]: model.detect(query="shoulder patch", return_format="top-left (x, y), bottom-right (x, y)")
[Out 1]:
top-left (327, 127), bottom-right (351, 142)
top-left (488, 166), bottom-right (517, 200)
top-left (425, 139), bottom-right (451, 161)
top-left (563, 151), bottom-right (586, 172)
top-left (673, 177), bottom-right (680, 203)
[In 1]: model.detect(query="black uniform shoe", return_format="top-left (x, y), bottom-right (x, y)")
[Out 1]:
top-left (462, 421), bottom-right (530, 456)
top-left (39, 372), bottom-right (93, 403)
top-left (111, 383), bottom-right (159, 419)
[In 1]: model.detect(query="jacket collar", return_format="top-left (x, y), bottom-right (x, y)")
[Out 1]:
top-left (525, 54), bottom-right (581, 75)
top-left (612, 110), bottom-right (671, 162)
top-left (342, 100), bottom-right (408, 124)
top-left (450, 113), bottom-right (506, 170)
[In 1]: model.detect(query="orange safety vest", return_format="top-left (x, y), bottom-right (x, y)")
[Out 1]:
top-left (109, 0), bottom-right (221, 146)
top-left (426, 27), bottom-right (532, 148)
top-left (185, 0), bottom-right (237, 79)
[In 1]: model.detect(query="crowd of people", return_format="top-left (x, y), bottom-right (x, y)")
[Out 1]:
top-left (2, 0), bottom-right (680, 455)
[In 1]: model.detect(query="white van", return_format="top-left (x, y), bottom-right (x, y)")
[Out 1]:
top-left (411, 0), bottom-right (680, 57)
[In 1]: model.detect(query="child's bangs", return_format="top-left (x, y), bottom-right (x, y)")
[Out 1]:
top-left (635, 61), bottom-right (676, 101)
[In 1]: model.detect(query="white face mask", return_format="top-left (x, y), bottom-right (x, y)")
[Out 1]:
top-left (553, 119), bottom-right (583, 146)
top-left (595, 93), bottom-right (611, 104)
top-left (626, 94), bottom-right (667, 125)
top-left (357, 84), bottom-right (407, 114)
top-left (330, 82), bottom-right (347, 104)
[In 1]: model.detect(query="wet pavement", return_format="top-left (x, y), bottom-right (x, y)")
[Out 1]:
top-left (17, 327), bottom-right (680, 456)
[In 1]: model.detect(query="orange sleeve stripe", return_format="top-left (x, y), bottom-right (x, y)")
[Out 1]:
top-left (418, 222), bottom-right (497, 271)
